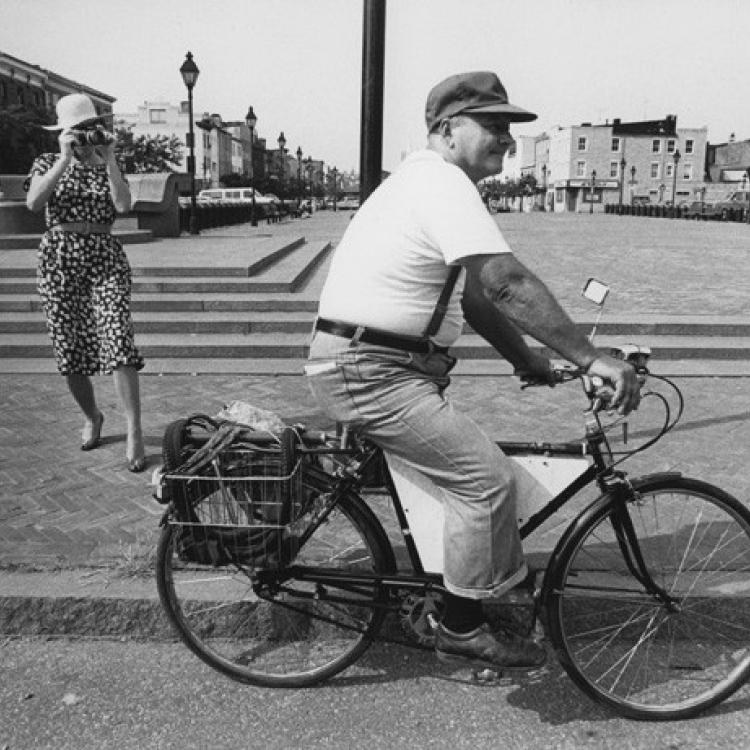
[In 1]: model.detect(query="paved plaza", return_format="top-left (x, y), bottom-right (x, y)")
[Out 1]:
top-left (1, 210), bottom-right (749, 596)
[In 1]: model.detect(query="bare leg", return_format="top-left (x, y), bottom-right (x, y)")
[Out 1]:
top-left (113, 364), bottom-right (145, 467)
top-left (66, 374), bottom-right (104, 446)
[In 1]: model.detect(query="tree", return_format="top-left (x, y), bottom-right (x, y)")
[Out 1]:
top-left (219, 172), bottom-right (252, 188)
top-left (114, 125), bottom-right (184, 174)
top-left (0, 104), bottom-right (57, 173)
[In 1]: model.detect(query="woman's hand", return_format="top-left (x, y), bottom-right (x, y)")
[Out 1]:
top-left (96, 138), bottom-right (118, 167)
top-left (58, 129), bottom-right (76, 164)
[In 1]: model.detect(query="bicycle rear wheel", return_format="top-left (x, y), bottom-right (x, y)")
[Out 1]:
top-left (545, 476), bottom-right (750, 720)
top-left (156, 479), bottom-right (395, 687)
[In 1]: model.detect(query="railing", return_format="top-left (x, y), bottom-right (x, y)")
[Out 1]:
top-left (605, 203), bottom-right (749, 222)
top-left (178, 202), bottom-right (288, 232)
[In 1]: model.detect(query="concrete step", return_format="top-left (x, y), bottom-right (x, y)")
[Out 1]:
top-left (3, 310), bottom-right (750, 336)
top-left (0, 229), bottom-right (154, 249)
top-left (6, 332), bottom-right (750, 360)
top-left (0, 240), bottom-right (331, 294)
top-left (0, 311), bottom-right (316, 334)
top-left (0, 293), bottom-right (323, 313)
top-left (3, 356), bottom-right (750, 377)
top-left (0, 236), bottom-right (306, 278)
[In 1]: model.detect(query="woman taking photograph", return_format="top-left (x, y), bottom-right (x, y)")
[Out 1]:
top-left (26, 93), bottom-right (146, 472)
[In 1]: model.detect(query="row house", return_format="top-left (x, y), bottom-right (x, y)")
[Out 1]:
top-left (1, 49), bottom-right (115, 173)
top-left (534, 116), bottom-right (708, 212)
top-left (115, 102), bottom-right (266, 190)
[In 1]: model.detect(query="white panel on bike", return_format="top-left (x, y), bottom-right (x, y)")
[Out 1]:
top-left (386, 452), bottom-right (589, 575)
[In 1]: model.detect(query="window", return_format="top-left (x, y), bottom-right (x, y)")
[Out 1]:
top-left (149, 108), bottom-right (167, 123)
top-left (666, 139), bottom-right (676, 153)
top-left (652, 139), bottom-right (661, 154)
top-left (577, 136), bottom-right (587, 151)
top-left (609, 161), bottom-right (619, 178)
top-left (611, 137), bottom-right (621, 152)
top-left (685, 139), bottom-right (694, 154)
top-left (666, 164), bottom-right (674, 178)
top-left (576, 160), bottom-right (586, 177)
top-left (682, 163), bottom-right (693, 181)
top-left (650, 162), bottom-right (660, 179)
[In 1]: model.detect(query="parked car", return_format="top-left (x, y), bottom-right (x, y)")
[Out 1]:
top-left (686, 189), bottom-right (750, 220)
top-left (337, 197), bottom-right (360, 210)
top-left (197, 188), bottom-right (274, 205)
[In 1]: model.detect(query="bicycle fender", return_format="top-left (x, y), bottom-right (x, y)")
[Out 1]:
top-left (629, 472), bottom-right (683, 488)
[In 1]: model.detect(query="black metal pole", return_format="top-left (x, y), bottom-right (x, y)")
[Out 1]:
top-left (250, 124), bottom-right (257, 227)
top-left (187, 87), bottom-right (199, 235)
top-left (359, 0), bottom-right (386, 204)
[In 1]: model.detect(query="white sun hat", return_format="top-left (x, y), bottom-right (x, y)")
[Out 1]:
top-left (43, 93), bottom-right (112, 131)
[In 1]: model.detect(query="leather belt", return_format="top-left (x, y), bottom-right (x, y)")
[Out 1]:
top-left (315, 317), bottom-right (449, 355)
top-left (50, 222), bottom-right (112, 235)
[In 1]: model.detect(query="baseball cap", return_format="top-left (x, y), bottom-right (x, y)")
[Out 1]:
top-left (425, 71), bottom-right (537, 131)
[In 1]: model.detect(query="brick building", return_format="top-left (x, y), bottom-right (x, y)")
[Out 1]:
top-left (0, 50), bottom-right (115, 173)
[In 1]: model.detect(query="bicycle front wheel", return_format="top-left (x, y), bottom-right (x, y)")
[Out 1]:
top-left (545, 476), bottom-right (750, 720)
top-left (156, 486), bottom-right (395, 688)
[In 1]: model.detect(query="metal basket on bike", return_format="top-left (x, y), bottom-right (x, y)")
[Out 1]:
top-left (156, 414), bottom-right (303, 568)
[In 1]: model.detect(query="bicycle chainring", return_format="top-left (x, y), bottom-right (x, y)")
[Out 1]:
top-left (399, 592), bottom-right (445, 646)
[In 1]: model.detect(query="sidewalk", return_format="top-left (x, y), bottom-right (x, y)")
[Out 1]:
top-left (1, 211), bottom-right (750, 634)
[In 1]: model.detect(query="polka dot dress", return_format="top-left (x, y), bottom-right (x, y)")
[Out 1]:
top-left (27, 153), bottom-right (144, 376)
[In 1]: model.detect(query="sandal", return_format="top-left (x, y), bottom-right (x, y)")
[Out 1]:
top-left (81, 413), bottom-right (104, 451)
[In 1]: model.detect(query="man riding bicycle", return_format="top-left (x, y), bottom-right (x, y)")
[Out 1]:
top-left (305, 71), bottom-right (640, 672)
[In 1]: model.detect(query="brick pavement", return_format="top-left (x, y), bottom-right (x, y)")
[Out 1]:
top-left (1, 211), bottom-right (750, 571)
top-left (1, 370), bottom-right (748, 569)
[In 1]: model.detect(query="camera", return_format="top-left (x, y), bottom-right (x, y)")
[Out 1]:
top-left (72, 126), bottom-right (114, 147)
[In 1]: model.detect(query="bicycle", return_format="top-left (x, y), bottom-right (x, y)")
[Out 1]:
top-left (153, 343), bottom-right (750, 722)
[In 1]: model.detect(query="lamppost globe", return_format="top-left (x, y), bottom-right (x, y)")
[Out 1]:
top-left (180, 52), bottom-right (200, 235)
top-left (245, 105), bottom-right (258, 227)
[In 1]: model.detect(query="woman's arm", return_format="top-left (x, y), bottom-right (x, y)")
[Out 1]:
top-left (26, 132), bottom-right (74, 213)
top-left (99, 141), bottom-right (131, 214)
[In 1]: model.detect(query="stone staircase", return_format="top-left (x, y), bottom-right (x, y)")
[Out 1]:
top-left (2, 224), bottom-right (750, 375)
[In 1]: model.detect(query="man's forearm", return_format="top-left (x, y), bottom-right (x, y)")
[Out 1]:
top-left (484, 272), bottom-right (598, 368)
top-left (461, 282), bottom-right (539, 369)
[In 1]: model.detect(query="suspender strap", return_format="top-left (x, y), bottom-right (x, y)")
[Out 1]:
top-left (422, 265), bottom-right (462, 339)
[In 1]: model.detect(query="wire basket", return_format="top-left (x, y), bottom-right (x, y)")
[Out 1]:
top-left (161, 418), bottom-right (305, 568)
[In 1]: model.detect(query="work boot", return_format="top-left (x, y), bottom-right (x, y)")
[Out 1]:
top-left (435, 622), bottom-right (546, 671)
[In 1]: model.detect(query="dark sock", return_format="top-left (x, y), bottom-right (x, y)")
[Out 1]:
top-left (442, 592), bottom-right (483, 633)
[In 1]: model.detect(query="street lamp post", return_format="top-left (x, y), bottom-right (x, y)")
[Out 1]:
top-left (331, 166), bottom-right (338, 211)
top-left (179, 51), bottom-right (200, 235)
top-left (305, 156), bottom-right (313, 208)
top-left (245, 106), bottom-right (258, 227)
top-left (589, 169), bottom-right (596, 215)
top-left (629, 166), bottom-right (637, 205)
top-left (296, 146), bottom-right (302, 211)
top-left (277, 131), bottom-right (286, 186)
top-left (671, 149), bottom-right (681, 216)
top-left (619, 157), bottom-right (626, 206)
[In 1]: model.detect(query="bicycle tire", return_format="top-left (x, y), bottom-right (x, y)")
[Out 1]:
top-left (544, 475), bottom-right (750, 720)
top-left (156, 468), bottom-right (396, 687)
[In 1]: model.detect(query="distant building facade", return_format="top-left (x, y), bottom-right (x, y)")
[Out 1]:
top-left (0, 49), bottom-right (115, 172)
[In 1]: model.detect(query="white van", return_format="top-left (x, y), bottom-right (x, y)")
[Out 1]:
top-left (198, 188), bottom-right (273, 204)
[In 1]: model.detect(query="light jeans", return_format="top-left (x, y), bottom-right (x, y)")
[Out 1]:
top-left (305, 330), bottom-right (527, 599)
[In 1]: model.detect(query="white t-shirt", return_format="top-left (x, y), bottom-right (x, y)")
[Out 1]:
top-left (317, 149), bottom-right (513, 347)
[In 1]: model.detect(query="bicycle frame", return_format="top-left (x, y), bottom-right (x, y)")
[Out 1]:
top-left (262, 417), bottom-right (677, 612)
